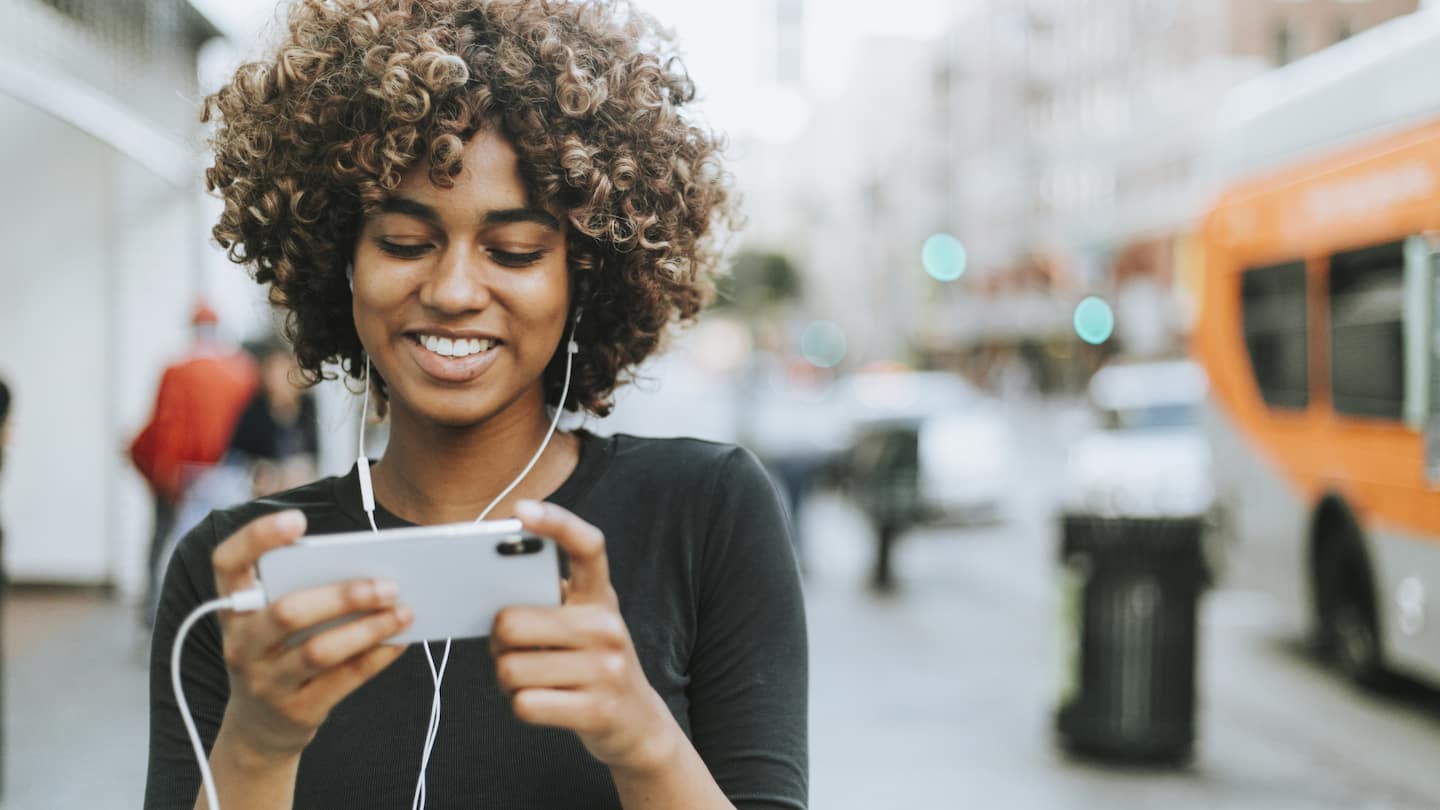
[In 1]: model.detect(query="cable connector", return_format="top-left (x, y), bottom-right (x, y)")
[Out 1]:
top-left (225, 585), bottom-right (267, 613)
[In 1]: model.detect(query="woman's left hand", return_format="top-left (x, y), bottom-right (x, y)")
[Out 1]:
top-left (492, 500), bottom-right (677, 773)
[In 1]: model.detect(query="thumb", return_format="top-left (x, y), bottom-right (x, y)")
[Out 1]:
top-left (514, 500), bottom-right (612, 605)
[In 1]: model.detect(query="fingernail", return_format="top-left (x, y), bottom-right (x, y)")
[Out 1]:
top-left (375, 579), bottom-right (398, 601)
top-left (274, 510), bottom-right (306, 535)
top-left (515, 500), bottom-right (543, 522)
top-left (396, 605), bottom-right (414, 624)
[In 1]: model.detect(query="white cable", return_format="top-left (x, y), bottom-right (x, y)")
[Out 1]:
top-left (345, 314), bottom-right (581, 808)
top-left (473, 322), bottom-right (580, 525)
top-left (358, 359), bottom-right (379, 532)
top-left (412, 639), bottom-right (452, 810)
top-left (172, 587), bottom-right (267, 810)
top-left (172, 318), bottom-right (580, 809)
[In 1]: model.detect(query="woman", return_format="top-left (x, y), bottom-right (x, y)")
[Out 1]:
top-left (144, 2), bottom-right (807, 809)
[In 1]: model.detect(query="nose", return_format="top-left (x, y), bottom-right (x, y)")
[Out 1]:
top-left (419, 243), bottom-right (492, 315)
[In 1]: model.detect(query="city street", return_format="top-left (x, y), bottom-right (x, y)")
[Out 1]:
top-left (8, 1), bottom-right (1440, 808)
top-left (800, 399), bottom-right (1440, 809)
top-left (6, 400), bottom-right (1440, 808)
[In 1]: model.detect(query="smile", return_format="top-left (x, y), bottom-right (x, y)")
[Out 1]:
top-left (403, 332), bottom-right (504, 384)
top-left (415, 334), bottom-right (501, 358)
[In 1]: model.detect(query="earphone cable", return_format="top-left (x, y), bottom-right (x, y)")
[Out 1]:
top-left (172, 587), bottom-right (266, 810)
top-left (377, 313), bottom-right (581, 810)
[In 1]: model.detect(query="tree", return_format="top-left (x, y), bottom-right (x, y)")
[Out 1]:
top-left (714, 249), bottom-right (802, 322)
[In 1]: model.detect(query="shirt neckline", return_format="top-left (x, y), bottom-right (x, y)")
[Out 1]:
top-left (331, 429), bottom-right (614, 529)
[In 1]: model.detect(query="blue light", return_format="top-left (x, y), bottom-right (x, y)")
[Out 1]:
top-left (1073, 297), bottom-right (1115, 345)
top-left (922, 234), bottom-right (967, 282)
top-left (800, 321), bottom-right (847, 368)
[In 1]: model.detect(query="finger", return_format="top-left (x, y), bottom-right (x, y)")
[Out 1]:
top-left (513, 500), bottom-right (611, 605)
top-left (293, 642), bottom-right (410, 717)
top-left (489, 605), bottom-right (626, 656)
top-left (258, 578), bottom-right (399, 653)
top-left (510, 688), bottom-right (602, 734)
top-left (495, 650), bottom-right (624, 693)
top-left (212, 510), bottom-right (307, 597)
top-left (274, 605), bottom-right (413, 688)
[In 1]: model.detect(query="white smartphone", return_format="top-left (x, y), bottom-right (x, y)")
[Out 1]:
top-left (256, 519), bottom-right (562, 644)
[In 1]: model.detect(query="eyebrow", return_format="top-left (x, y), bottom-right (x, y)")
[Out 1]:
top-left (378, 197), bottom-right (561, 232)
top-left (481, 207), bottom-right (562, 231)
top-left (378, 197), bottom-right (442, 226)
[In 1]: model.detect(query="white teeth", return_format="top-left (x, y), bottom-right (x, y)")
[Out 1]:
top-left (418, 335), bottom-right (497, 358)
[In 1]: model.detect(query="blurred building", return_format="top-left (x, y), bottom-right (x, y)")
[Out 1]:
top-left (799, 35), bottom-right (950, 366)
top-left (736, 29), bottom-right (951, 369)
top-left (0, 0), bottom-right (266, 592)
top-left (928, 0), bottom-right (1419, 377)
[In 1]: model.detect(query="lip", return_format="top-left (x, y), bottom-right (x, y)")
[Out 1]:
top-left (404, 326), bottom-right (504, 342)
top-left (403, 334), bottom-right (502, 384)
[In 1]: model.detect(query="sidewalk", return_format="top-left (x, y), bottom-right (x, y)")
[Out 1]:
top-left (3, 588), bottom-right (150, 808)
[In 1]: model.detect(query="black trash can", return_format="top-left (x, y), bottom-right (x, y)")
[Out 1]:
top-left (1055, 513), bottom-right (1205, 764)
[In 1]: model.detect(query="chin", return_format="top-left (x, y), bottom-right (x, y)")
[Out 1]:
top-left (409, 397), bottom-right (505, 430)
top-left (393, 379), bottom-right (541, 431)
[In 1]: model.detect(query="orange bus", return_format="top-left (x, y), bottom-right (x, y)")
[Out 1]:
top-left (1194, 12), bottom-right (1440, 687)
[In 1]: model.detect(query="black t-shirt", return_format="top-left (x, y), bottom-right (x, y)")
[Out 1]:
top-left (145, 432), bottom-right (808, 809)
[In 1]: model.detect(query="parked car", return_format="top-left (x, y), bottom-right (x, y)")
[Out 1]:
top-left (834, 371), bottom-right (1015, 527)
top-left (1062, 360), bottom-right (1215, 520)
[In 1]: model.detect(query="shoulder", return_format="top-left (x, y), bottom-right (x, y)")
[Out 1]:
top-left (598, 433), bottom-right (780, 518)
top-left (603, 433), bottom-right (769, 489)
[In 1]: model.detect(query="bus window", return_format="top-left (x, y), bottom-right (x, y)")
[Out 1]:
top-left (1330, 241), bottom-right (1405, 421)
top-left (1241, 261), bottom-right (1309, 410)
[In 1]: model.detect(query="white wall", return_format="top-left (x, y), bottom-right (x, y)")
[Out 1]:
top-left (0, 94), bottom-right (276, 594)
top-left (1, 96), bottom-right (124, 584)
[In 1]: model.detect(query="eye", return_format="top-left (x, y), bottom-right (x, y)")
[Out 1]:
top-left (377, 239), bottom-right (432, 259)
top-left (490, 249), bottom-right (546, 268)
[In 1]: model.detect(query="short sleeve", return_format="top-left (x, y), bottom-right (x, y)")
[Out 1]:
top-left (687, 447), bottom-right (809, 809)
top-left (144, 515), bottom-right (231, 810)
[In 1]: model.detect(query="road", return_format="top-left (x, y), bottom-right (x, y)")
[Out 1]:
top-left (6, 398), bottom-right (1440, 808)
top-left (801, 398), bottom-right (1440, 809)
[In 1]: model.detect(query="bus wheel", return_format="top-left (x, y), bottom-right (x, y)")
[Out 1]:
top-left (1318, 534), bottom-right (1387, 689)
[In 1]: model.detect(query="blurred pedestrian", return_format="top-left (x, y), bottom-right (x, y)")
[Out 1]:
top-left (0, 375), bottom-right (10, 571)
top-left (129, 302), bottom-right (257, 626)
top-left (0, 376), bottom-right (10, 481)
top-left (228, 338), bottom-right (319, 497)
top-left (0, 375), bottom-right (10, 799)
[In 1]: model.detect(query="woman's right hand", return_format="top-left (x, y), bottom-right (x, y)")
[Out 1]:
top-left (209, 510), bottom-right (413, 761)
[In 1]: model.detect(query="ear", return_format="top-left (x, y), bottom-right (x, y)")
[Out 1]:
top-left (572, 267), bottom-right (595, 316)
top-left (346, 263), bottom-right (354, 291)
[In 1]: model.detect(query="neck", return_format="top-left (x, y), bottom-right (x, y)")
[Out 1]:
top-left (368, 390), bottom-right (578, 525)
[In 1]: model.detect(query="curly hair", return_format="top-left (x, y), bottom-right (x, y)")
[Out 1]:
top-left (203, 0), bottom-right (734, 416)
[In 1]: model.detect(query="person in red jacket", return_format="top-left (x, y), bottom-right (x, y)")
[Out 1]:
top-left (129, 302), bottom-right (257, 625)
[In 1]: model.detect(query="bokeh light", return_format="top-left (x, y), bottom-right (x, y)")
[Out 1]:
top-left (1073, 297), bottom-right (1115, 345)
top-left (800, 321), bottom-right (848, 368)
top-left (921, 233), bottom-right (968, 281)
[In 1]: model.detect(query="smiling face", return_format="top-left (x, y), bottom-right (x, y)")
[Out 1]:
top-left (351, 129), bottom-right (570, 430)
